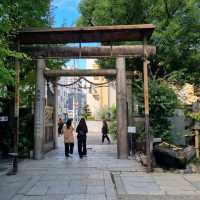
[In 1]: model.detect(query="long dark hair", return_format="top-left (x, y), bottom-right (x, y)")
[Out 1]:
top-left (66, 119), bottom-right (72, 129)
top-left (77, 118), bottom-right (88, 133)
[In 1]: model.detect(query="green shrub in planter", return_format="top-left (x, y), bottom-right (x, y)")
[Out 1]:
top-left (108, 120), bottom-right (117, 141)
top-left (134, 78), bottom-right (178, 142)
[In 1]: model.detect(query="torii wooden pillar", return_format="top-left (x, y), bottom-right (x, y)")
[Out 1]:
top-left (116, 57), bottom-right (128, 159)
top-left (143, 37), bottom-right (152, 172)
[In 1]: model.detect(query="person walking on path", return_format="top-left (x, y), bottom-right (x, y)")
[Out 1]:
top-left (58, 118), bottom-right (64, 136)
top-left (102, 119), bottom-right (111, 144)
top-left (76, 118), bottom-right (88, 159)
top-left (63, 119), bottom-right (74, 157)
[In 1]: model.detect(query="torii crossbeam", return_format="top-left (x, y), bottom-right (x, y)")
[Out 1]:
top-left (21, 45), bottom-right (156, 59)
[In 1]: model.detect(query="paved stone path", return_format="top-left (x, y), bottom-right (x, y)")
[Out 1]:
top-left (1, 121), bottom-right (200, 200)
top-left (115, 172), bottom-right (200, 199)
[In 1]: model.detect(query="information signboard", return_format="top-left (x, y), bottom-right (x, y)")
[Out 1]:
top-left (128, 126), bottom-right (136, 134)
top-left (0, 116), bottom-right (8, 122)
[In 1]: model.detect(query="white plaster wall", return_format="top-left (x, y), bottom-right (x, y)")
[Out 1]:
top-left (108, 81), bottom-right (116, 107)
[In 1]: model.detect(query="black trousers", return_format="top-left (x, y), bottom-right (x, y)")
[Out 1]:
top-left (77, 135), bottom-right (87, 157)
top-left (102, 134), bottom-right (111, 143)
top-left (58, 127), bottom-right (63, 136)
top-left (65, 143), bottom-right (74, 156)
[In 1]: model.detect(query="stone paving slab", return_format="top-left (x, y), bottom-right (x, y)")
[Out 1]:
top-left (114, 171), bottom-right (200, 199)
top-left (17, 176), bottom-right (41, 194)
top-left (47, 185), bottom-right (87, 195)
top-left (64, 194), bottom-right (107, 200)
top-left (2, 125), bottom-right (200, 200)
top-left (0, 186), bottom-right (21, 200)
top-left (26, 182), bottom-right (49, 196)
top-left (87, 185), bottom-right (105, 194)
top-left (104, 171), bottom-right (117, 199)
top-left (118, 194), bottom-right (200, 200)
top-left (12, 194), bottom-right (66, 200)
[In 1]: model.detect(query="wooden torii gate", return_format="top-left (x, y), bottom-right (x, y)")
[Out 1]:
top-left (15, 24), bottom-right (155, 172)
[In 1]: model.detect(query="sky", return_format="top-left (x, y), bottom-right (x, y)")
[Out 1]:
top-left (52, 0), bottom-right (80, 27)
top-left (52, 0), bottom-right (92, 69)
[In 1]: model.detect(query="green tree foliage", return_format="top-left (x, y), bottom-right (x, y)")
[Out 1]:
top-left (149, 79), bottom-right (178, 141)
top-left (82, 104), bottom-right (92, 119)
top-left (148, 0), bottom-right (200, 85)
top-left (77, 0), bottom-right (200, 85)
top-left (0, 3), bottom-right (20, 92)
top-left (77, 0), bottom-right (199, 140)
top-left (0, 0), bottom-right (52, 100)
top-left (0, 1), bottom-right (67, 108)
top-left (0, 0), bottom-right (53, 155)
top-left (187, 112), bottom-right (200, 122)
top-left (134, 78), bottom-right (178, 141)
top-left (77, 0), bottom-right (146, 26)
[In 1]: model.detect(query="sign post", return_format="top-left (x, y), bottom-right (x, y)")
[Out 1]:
top-left (128, 126), bottom-right (136, 156)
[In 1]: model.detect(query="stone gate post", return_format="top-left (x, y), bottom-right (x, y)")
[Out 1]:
top-left (34, 59), bottom-right (45, 159)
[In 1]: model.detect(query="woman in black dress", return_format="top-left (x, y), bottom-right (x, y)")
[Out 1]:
top-left (102, 120), bottom-right (111, 144)
top-left (58, 118), bottom-right (64, 136)
top-left (76, 118), bottom-right (88, 158)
